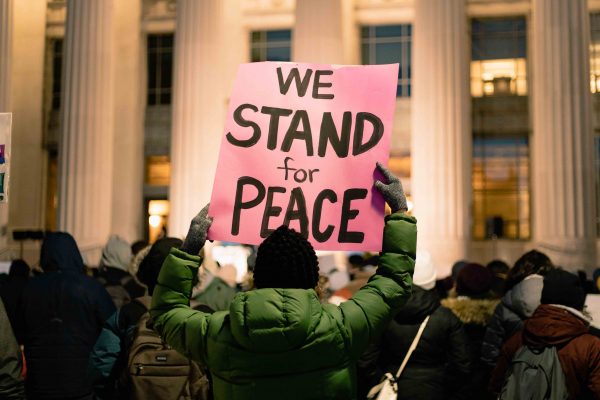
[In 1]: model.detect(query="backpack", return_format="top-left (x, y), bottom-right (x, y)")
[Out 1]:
top-left (122, 298), bottom-right (210, 400)
top-left (99, 275), bottom-right (133, 309)
top-left (500, 345), bottom-right (569, 400)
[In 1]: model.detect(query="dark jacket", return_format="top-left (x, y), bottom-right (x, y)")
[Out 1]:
top-left (441, 296), bottom-right (498, 399)
top-left (481, 275), bottom-right (543, 367)
top-left (358, 286), bottom-right (471, 400)
top-left (491, 304), bottom-right (600, 399)
top-left (18, 233), bottom-right (115, 400)
top-left (151, 212), bottom-right (417, 400)
top-left (0, 297), bottom-right (25, 399)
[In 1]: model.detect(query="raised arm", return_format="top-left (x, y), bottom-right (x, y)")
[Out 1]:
top-left (335, 162), bottom-right (416, 360)
top-left (150, 205), bottom-right (214, 364)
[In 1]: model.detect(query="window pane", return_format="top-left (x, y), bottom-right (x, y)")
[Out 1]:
top-left (361, 24), bottom-right (412, 98)
top-left (266, 30), bottom-right (291, 42)
top-left (250, 30), bottom-right (291, 62)
top-left (147, 33), bottom-right (174, 106)
top-left (374, 25), bottom-right (403, 38)
top-left (266, 47), bottom-right (291, 62)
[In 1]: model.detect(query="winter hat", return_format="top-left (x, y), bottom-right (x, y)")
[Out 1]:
top-left (541, 269), bottom-right (586, 311)
top-left (137, 237), bottom-right (183, 294)
top-left (100, 235), bottom-right (132, 272)
top-left (451, 260), bottom-right (468, 281)
top-left (456, 263), bottom-right (493, 297)
top-left (413, 251), bottom-right (436, 290)
top-left (254, 225), bottom-right (320, 290)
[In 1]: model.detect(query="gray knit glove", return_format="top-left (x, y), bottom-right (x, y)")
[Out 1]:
top-left (374, 162), bottom-right (407, 213)
top-left (181, 204), bottom-right (213, 256)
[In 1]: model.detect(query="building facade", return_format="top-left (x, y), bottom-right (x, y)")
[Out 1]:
top-left (0, 0), bottom-right (598, 276)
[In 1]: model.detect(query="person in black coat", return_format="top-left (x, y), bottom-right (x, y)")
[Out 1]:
top-left (358, 253), bottom-right (471, 400)
top-left (17, 232), bottom-right (115, 400)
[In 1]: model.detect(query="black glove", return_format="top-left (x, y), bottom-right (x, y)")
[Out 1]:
top-left (374, 162), bottom-right (407, 213)
top-left (181, 204), bottom-right (213, 256)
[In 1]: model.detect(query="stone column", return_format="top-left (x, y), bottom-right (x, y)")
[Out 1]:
top-left (168, 0), bottom-right (244, 237)
top-left (531, 0), bottom-right (597, 271)
top-left (293, 0), bottom-right (358, 64)
top-left (58, 0), bottom-right (115, 263)
top-left (411, 0), bottom-right (471, 277)
top-left (110, 0), bottom-right (144, 243)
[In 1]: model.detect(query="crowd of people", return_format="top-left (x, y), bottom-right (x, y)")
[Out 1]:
top-left (0, 164), bottom-right (599, 399)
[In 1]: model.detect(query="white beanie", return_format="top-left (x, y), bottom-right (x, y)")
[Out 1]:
top-left (413, 251), bottom-right (436, 290)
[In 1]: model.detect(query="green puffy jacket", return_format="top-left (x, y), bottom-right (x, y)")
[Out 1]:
top-left (151, 212), bottom-right (416, 400)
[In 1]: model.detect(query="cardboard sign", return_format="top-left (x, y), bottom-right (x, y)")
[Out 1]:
top-left (209, 62), bottom-right (398, 251)
top-left (0, 113), bottom-right (11, 203)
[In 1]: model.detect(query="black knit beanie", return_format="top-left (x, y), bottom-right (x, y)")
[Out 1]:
top-left (253, 225), bottom-right (320, 290)
top-left (541, 269), bottom-right (586, 311)
top-left (137, 237), bottom-right (183, 294)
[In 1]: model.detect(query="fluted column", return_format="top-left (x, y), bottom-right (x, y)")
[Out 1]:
top-left (168, 0), bottom-right (243, 237)
top-left (411, 0), bottom-right (470, 277)
top-left (293, 0), bottom-right (357, 64)
top-left (531, 0), bottom-right (597, 271)
top-left (58, 0), bottom-right (115, 262)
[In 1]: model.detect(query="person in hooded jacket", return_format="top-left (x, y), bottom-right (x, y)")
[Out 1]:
top-left (150, 163), bottom-right (416, 400)
top-left (17, 232), bottom-right (115, 400)
top-left (490, 269), bottom-right (600, 399)
top-left (480, 250), bottom-right (554, 368)
top-left (357, 251), bottom-right (471, 400)
top-left (96, 235), bottom-right (145, 308)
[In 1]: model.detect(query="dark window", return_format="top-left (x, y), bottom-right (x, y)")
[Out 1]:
top-left (52, 39), bottom-right (63, 110)
top-left (471, 17), bottom-right (530, 240)
top-left (361, 25), bottom-right (411, 97)
top-left (250, 30), bottom-right (292, 62)
top-left (147, 34), bottom-right (174, 106)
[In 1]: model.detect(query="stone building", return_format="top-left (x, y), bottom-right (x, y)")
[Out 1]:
top-left (0, 0), bottom-right (598, 275)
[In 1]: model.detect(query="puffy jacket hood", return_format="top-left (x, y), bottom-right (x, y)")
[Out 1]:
top-left (524, 304), bottom-right (588, 347)
top-left (99, 235), bottom-right (131, 272)
top-left (40, 232), bottom-right (84, 273)
top-left (441, 297), bottom-right (498, 326)
top-left (502, 274), bottom-right (543, 319)
top-left (394, 285), bottom-right (439, 324)
top-left (229, 288), bottom-right (322, 353)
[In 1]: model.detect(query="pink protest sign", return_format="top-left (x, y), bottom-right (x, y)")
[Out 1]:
top-left (208, 62), bottom-right (398, 251)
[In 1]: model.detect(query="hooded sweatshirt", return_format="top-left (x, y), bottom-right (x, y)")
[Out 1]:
top-left (481, 274), bottom-right (543, 367)
top-left (491, 304), bottom-right (600, 399)
top-left (19, 232), bottom-right (115, 400)
top-left (97, 235), bottom-right (144, 300)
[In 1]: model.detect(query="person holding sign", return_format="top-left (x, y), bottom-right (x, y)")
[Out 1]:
top-left (150, 163), bottom-right (416, 400)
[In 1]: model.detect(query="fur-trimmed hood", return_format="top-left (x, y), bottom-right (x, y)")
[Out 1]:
top-left (441, 297), bottom-right (499, 326)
